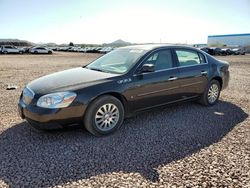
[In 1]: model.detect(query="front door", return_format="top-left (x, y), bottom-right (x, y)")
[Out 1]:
top-left (127, 49), bottom-right (181, 111)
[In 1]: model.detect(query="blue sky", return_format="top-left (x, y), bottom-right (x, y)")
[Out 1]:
top-left (0, 0), bottom-right (249, 44)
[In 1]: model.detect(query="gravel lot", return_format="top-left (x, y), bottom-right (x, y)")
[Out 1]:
top-left (0, 52), bottom-right (249, 187)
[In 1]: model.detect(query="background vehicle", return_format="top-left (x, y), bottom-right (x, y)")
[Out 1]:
top-left (22, 47), bottom-right (31, 53)
top-left (222, 48), bottom-right (234, 55)
top-left (18, 45), bottom-right (229, 136)
top-left (200, 47), bottom-right (215, 55)
top-left (1, 45), bottom-right (24, 54)
top-left (85, 47), bottom-right (102, 53)
top-left (232, 48), bottom-right (245, 55)
top-left (29, 47), bottom-right (53, 54)
top-left (99, 47), bottom-right (113, 53)
top-left (210, 47), bottom-right (226, 56)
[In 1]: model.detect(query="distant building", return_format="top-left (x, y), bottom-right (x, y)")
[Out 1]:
top-left (208, 33), bottom-right (250, 47)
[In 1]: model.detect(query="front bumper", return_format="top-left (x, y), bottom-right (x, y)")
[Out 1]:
top-left (18, 99), bottom-right (86, 130)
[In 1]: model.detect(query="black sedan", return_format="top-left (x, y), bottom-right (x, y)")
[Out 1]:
top-left (18, 45), bottom-right (230, 136)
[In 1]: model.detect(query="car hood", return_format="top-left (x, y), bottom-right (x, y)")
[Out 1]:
top-left (27, 67), bottom-right (119, 95)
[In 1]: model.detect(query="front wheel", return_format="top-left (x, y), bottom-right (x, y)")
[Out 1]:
top-left (84, 95), bottom-right (124, 136)
top-left (199, 80), bottom-right (221, 106)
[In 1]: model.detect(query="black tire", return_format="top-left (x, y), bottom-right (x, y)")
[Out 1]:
top-left (199, 80), bottom-right (221, 106)
top-left (48, 51), bottom-right (52, 54)
top-left (84, 95), bottom-right (124, 136)
top-left (4, 51), bottom-right (8, 54)
top-left (34, 51), bottom-right (38, 54)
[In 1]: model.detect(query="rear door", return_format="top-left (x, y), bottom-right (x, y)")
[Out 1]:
top-left (127, 49), bottom-right (181, 111)
top-left (174, 49), bottom-right (209, 98)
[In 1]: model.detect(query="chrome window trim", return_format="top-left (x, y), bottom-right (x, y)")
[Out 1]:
top-left (133, 67), bottom-right (178, 76)
top-left (176, 63), bottom-right (208, 69)
top-left (133, 46), bottom-right (209, 76)
top-left (133, 61), bottom-right (208, 76)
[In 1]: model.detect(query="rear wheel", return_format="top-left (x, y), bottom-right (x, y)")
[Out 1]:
top-left (199, 80), bottom-right (221, 106)
top-left (84, 95), bottom-right (124, 136)
top-left (34, 51), bottom-right (38, 54)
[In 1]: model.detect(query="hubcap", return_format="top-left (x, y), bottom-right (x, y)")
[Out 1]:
top-left (95, 103), bottom-right (119, 131)
top-left (208, 84), bottom-right (219, 103)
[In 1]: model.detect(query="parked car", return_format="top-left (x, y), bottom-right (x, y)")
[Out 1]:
top-left (85, 47), bottom-right (102, 53)
top-left (222, 48), bottom-right (234, 55)
top-left (210, 47), bottom-right (226, 56)
top-left (70, 47), bottom-right (82, 52)
top-left (22, 47), bottom-right (32, 53)
top-left (67, 47), bottom-right (75, 52)
top-left (200, 47), bottom-right (215, 55)
top-left (79, 47), bottom-right (87, 53)
top-left (232, 48), bottom-right (245, 55)
top-left (29, 47), bottom-right (53, 54)
top-left (49, 47), bottom-right (59, 51)
top-left (220, 48), bottom-right (228, 56)
top-left (1, 45), bottom-right (24, 54)
top-left (18, 45), bottom-right (230, 136)
top-left (99, 47), bottom-right (113, 54)
top-left (58, 47), bottom-right (70, 51)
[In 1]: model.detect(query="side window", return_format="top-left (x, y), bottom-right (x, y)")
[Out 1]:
top-left (147, 53), bottom-right (158, 62)
top-left (144, 50), bottom-right (173, 71)
top-left (176, 50), bottom-right (202, 67)
top-left (199, 53), bottom-right (206, 64)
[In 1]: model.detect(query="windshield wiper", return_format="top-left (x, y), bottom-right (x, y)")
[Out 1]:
top-left (86, 67), bottom-right (110, 73)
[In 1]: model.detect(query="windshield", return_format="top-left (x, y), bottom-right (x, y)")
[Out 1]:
top-left (86, 48), bottom-right (146, 74)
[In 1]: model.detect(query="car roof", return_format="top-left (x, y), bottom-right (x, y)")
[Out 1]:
top-left (119, 44), bottom-right (199, 52)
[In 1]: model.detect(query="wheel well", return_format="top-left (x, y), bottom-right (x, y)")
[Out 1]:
top-left (92, 92), bottom-right (129, 114)
top-left (212, 76), bottom-right (223, 88)
top-left (105, 92), bottom-right (128, 112)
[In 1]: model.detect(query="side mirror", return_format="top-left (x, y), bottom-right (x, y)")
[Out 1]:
top-left (140, 64), bottom-right (155, 73)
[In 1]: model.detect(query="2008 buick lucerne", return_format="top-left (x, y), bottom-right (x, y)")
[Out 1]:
top-left (18, 45), bottom-right (229, 136)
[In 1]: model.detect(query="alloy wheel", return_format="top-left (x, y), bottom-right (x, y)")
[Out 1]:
top-left (95, 103), bottom-right (119, 131)
top-left (208, 83), bottom-right (219, 104)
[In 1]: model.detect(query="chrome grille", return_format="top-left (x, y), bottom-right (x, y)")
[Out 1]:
top-left (22, 87), bottom-right (35, 105)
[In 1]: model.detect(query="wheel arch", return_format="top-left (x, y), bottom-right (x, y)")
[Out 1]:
top-left (87, 92), bottom-right (129, 116)
top-left (211, 76), bottom-right (223, 88)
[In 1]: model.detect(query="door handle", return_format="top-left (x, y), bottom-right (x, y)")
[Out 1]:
top-left (168, 76), bottom-right (178, 81)
top-left (201, 71), bottom-right (208, 75)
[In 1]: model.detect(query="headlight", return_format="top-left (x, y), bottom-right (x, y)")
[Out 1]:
top-left (37, 92), bottom-right (77, 109)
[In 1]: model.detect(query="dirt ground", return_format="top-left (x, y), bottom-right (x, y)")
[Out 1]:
top-left (0, 52), bottom-right (249, 187)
